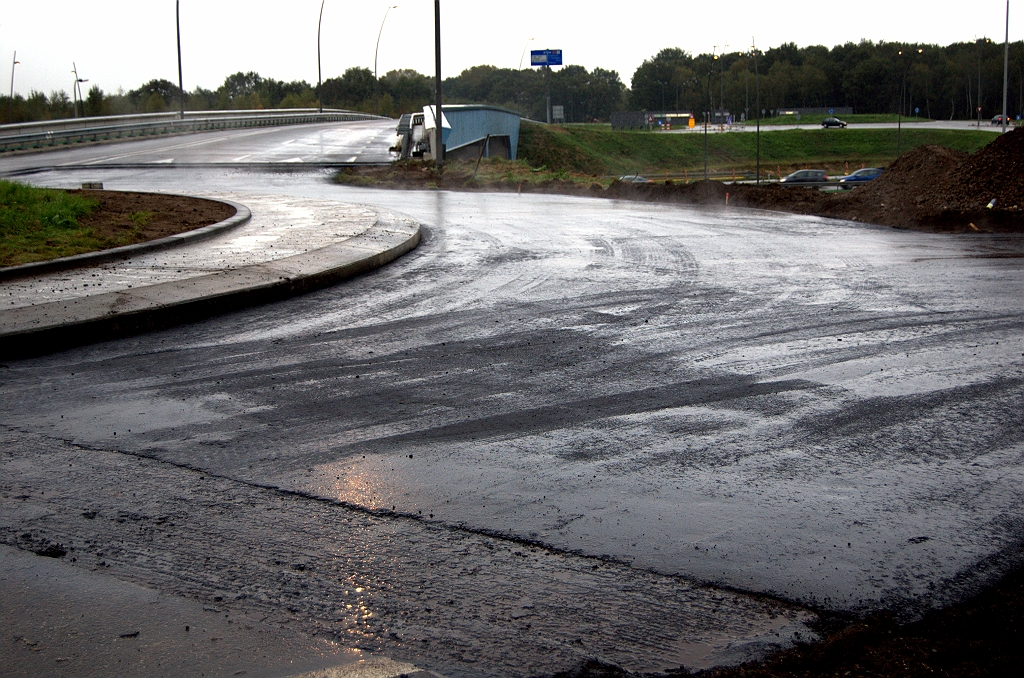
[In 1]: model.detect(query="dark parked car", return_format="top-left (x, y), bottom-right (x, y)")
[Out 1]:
top-left (838, 167), bottom-right (883, 187)
top-left (780, 169), bottom-right (827, 184)
top-left (617, 173), bottom-right (651, 183)
top-left (821, 117), bottom-right (848, 128)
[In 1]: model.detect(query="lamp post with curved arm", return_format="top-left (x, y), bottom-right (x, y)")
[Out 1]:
top-left (518, 37), bottom-right (535, 70)
top-left (374, 4), bottom-right (398, 116)
top-left (9, 51), bottom-right (19, 124)
top-left (72, 63), bottom-right (88, 118)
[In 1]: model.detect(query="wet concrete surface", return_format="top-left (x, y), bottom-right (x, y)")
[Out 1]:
top-left (1, 195), bottom-right (376, 307)
top-left (1, 543), bottom-right (367, 677)
top-left (2, 132), bottom-right (1024, 675)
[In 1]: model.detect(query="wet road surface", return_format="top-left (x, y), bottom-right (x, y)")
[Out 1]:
top-left (2, 124), bottom-right (1024, 676)
top-left (1, 119), bottom-right (398, 174)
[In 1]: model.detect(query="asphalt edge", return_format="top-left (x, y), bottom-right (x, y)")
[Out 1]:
top-left (0, 195), bottom-right (252, 281)
top-left (0, 210), bottom-right (421, 360)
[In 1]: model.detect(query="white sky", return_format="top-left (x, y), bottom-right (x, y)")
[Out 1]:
top-left (0, 1), bottom-right (1018, 98)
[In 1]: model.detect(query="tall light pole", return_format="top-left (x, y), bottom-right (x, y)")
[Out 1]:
top-left (434, 0), bottom-right (443, 171)
top-left (518, 37), bottom-right (535, 70)
top-left (72, 63), bottom-right (88, 118)
top-left (720, 43), bottom-right (729, 122)
top-left (704, 47), bottom-right (720, 182)
top-left (1002, 0), bottom-right (1009, 133)
top-left (752, 39), bottom-right (760, 184)
top-left (8, 51), bottom-right (19, 124)
top-left (897, 47), bottom-right (922, 157)
top-left (977, 37), bottom-right (991, 127)
top-left (374, 4), bottom-right (398, 116)
top-left (176, 0), bottom-right (185, 119)
top-left (317, 0), bottom-right (325, 113)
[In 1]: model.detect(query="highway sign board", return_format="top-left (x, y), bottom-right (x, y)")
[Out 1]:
top-left (531, 49), bottom-right (562, 66)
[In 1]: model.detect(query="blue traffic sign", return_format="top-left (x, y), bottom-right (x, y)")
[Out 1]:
top-left (829, 108), bottom-right (834, 114)
top-left (531, 49), bottom-right (562, 66)
top-left (915, 107), bottom-right (920, 114)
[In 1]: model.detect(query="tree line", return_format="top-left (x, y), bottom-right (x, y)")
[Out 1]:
top-left (3, 38), bottom-right (1022, 125)
top-left (631, 39), bottom-right (1024, 121)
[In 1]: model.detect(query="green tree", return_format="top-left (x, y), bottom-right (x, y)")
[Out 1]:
top-left (85, 85), bottom-right (106, 116)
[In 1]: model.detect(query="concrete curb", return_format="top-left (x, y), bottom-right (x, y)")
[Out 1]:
top-left (0, 196), bottom-right (251, 282)
top-left (0, 210), bottom-right (421, 359)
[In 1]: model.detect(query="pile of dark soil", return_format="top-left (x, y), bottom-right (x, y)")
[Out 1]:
top-left (70, 190), bottom-right (237, 242)
top-left (606, 130), bottom-right (1024, 232)
top-left (696, 565), bottom-right (1024, 678)
top-left (338, 129), bottom-right (1024, 233)
top-left (815, 129), bottom-right (1024, 231)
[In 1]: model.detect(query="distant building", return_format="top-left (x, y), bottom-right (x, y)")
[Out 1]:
top-left (612, 111), bottom-right (695, 130)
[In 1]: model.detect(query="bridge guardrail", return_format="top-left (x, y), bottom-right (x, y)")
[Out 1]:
top-left (0, 110), bottom-right (388, 153)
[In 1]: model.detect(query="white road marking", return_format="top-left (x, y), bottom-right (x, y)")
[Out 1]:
top-left (153, 158), bottom-right (174, 163)
top-left (346, 156), bottom-right (359, 163)
top-left (77, 127), bottom-right (308, 164)
top-left (232, 155), bottom-right (252, 162)
top-left (283, 157), bottom-right (304, 163)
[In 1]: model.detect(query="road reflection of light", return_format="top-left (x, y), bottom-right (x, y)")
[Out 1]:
top-left (317, 462), bottom-right (393, 510)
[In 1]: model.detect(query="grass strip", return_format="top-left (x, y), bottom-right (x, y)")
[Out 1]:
top-left (0, 180), bottom-right (103, 267)
top-left (519, 123), bottom-right (996, 177)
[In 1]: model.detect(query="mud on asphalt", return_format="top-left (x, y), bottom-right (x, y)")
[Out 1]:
top-left (1, 427), bottom-right (812, 677)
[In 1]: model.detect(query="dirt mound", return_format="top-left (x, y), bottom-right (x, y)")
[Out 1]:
top-left (947, 127), bottom-right (1024, 210)
top-left (821, 130), bottom-right (1024, 231)
top-left (338, 131), bottom-right (1024, 233)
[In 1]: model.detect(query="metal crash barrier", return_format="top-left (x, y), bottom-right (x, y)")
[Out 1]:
top-left (0, 109), bottom-right (386, 153)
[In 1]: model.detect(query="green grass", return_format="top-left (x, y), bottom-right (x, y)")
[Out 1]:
top-left (0, 180), bottom-right (100, 267)
top-left (518, 122), bottom-right (996, 177)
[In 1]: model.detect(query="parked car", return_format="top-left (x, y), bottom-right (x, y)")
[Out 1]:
top-left (821, 117), bottom-right (848, 128)
top-left (838, 167), bottom-right (883, 187)
top-left (617, 173), bottom-right (651, 183)
top-left (780, 169), bottom-right (827, 184)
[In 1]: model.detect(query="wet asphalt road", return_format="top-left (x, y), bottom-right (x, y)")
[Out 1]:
top-left (1, 119), bottom-right (398, 174)
top-left (3, 123), bottom-right (1024, 676)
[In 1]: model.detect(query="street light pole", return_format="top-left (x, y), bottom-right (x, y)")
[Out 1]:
top-left (9, 51), bottom-right (19, 124)
top-left (434, 0), bottom-right (443, 171)
top-left (704, 48), bottom-right (717, 181)
top-left (897, 48), bottom-right (922, 157)
top-left (1002, 0), bottom-right (1009, 133)
top-left (752, 39), bottom-right (760, 184)
top-left (317, 0), bottom-right (325, 113)
top-left (374, 4), bottom-right (397, 116)
top-left (720, 43), bottom-right (728, 122)
top-left (518, 37), bottom-right (534, 70)
top-left (176, 0), bottom-right (185, 120)
top-left (977, 38), bottom-right (990, 127)
top-left (71, 63), bottom-right (88, 118)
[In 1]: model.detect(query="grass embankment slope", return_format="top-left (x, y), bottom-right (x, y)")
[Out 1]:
top-left (518, 122), bottom-right (995, 177)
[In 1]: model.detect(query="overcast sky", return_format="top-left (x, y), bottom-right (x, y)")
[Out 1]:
top-left (0, 1), bottom-right (1018, 98)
